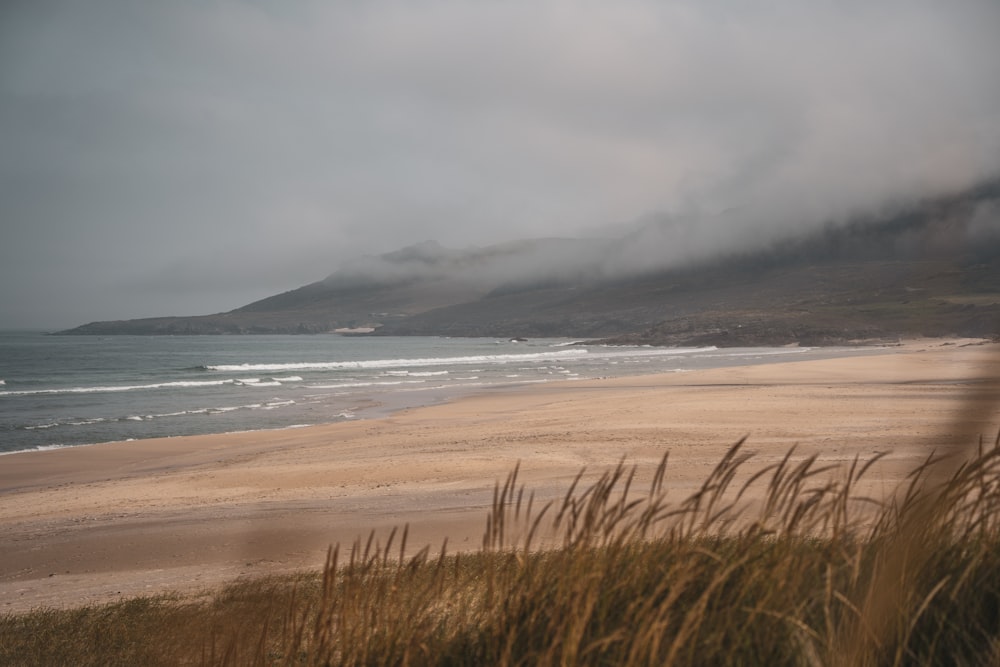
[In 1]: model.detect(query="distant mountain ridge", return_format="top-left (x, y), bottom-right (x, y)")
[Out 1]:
top-left (57, 183), bottom-right (1000, 345)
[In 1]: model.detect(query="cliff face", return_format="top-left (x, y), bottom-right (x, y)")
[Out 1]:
top-left (58, 187), bottom-right (1000, 344)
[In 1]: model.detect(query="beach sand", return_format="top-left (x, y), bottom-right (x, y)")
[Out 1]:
top-left (1, 338), bottom-right (998, 614)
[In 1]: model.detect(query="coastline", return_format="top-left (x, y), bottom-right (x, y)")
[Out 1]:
top-left (0, 336), bottom-right (894, 457)
top-left (1, 338), bottom-right (997, 613)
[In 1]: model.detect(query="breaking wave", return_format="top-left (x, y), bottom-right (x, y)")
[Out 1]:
top-left (203, 349), bottom-right (592, 372)
top-left (0, 379), bottom-right (236, 397)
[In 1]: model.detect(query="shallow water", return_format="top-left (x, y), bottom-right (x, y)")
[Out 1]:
top-left (0, 332), bottom-right (885, 454)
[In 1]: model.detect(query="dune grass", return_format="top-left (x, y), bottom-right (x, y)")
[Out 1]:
top-left (4, 434), bottom-right (1000, 666)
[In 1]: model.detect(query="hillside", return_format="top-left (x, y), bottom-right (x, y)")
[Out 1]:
top-left (57, 186), bottom-right (1000, 345)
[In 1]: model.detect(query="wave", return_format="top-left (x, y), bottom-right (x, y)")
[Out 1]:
top-left (383, 370), bottom-right (450, 377)
top-left (307, 379), bottom-right (428, 389)
top-left (235, 379), bottom-right (283, 388)
top-left (20, 398), bottom-right (299, 432)
top-left (0, 379), bottom-right (236, 397)
top-left (24, 422), bottom-right (61, 430)
top-left (203, 349), bottom-right (591, 373)
top-left (262, 399), bottom-right (295, 409)
top-left (592, 346), bottom-right (717, 358)
top-left (0, 443), bottom-right (73, 456)
top-left (693, 347), bottom-right (813, 358)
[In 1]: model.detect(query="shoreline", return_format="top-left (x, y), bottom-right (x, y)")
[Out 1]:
top-left (1, 337), bottom-right (997, 613)
top-left (0, 341), bottom-right (895, 458)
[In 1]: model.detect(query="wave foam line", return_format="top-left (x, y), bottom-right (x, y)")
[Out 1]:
top-left (0, 443), bottom-right (73, 456)
top-left (693, 347), bottom-right (813, 358)
top-left (0, 379), bottom-right (235, 397)
top-left (236, 380), bottom-right (283, 388)
top-left (308, 379), bottom-right (427, 389)
top-left (384, 370), bottom-right (450, 377)
top-left (203, 349), bottom-right (591, 373)
top-left (590, 346), bottom-right (718, 359)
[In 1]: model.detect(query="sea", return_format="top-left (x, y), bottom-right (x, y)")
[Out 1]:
top-left (0, 332), bottom-right (888, 455)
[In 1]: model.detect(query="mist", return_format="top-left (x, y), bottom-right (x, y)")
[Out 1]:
top-left (2, 0), bottom-right (998, 328)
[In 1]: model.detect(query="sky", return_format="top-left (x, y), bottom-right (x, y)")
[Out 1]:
top-left (2, 1), bottom-right (999, 329)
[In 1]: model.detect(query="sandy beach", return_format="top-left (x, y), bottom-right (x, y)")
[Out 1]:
top-left (2, 338), bottom-right (998, 614)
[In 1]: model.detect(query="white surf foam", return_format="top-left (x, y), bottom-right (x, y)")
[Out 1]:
top-left (204, 349), bottom-right (592, 373)
top-left (0, 443), bottom-right (72, 455)
top-left (24, 422), bottom-right (59, 430)
top-left (308, 379), bottom-right (427, 389)
top-left (693, 347), bottom-right (813, 359)
top-left (383, 370), bottom-right (450, 377)
top-left (0, 379), bottom-right (235, 397)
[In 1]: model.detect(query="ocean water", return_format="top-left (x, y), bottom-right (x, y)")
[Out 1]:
top-left (0, 332), bottom-right (885, 455)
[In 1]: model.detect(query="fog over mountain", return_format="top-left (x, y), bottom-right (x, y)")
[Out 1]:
top-left (325, 180), bottom-right (1000, 293)
top-left (2, 1), bottom-right (999, 328)
top-left (59, 181), bottom-right (1000, 342)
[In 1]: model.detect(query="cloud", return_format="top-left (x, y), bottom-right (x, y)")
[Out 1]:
top-left (1, 0), bottom-right (998, 327)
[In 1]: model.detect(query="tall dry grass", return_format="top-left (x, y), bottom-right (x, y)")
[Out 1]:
top-left (262, 434), bottom-right (1000, 667)
top-left (6, 430), bottom-right (1000, 666)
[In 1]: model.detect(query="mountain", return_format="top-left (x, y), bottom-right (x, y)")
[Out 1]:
top-left (57, 185), bottom-right (1000, 345)
top-left (57, 237), bottom-right (611, 336)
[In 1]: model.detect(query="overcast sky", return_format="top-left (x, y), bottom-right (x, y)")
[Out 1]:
top-left (2, 1), bottom-right (998, 329)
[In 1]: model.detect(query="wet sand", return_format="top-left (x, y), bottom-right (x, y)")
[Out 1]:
top-left (1, 338), bottom-right (998, 613)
